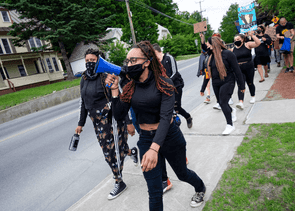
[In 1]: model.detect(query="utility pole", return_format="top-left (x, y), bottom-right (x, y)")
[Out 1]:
top-left (125, 0), bottom-right (136, 45)
top-left (195, 0), bottom-right (206, 21)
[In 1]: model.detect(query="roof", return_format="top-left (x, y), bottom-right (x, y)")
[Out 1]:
top-left (69, 42), bottom-right (100, 63)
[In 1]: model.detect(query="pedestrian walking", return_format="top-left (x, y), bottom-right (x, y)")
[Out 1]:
top-left (200, 37), bottom-right (245, 135)
top-left (231, 32), bottom-right (261, 109)
top-left (106, 41), bottom-right (206, 210)
top-left (198, 49), bottom-right (211, 103)
top-left (276, 17), bottom-right (295, 73)
top-left (254, 25), bottom-right (272, 82)
top-left (153, 43), bottom-right (193, 128)
top-left (75, 48), bottom-right (138, 200)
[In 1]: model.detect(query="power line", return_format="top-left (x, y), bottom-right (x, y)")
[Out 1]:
top-left (129, 0), bottom-right (194, 26)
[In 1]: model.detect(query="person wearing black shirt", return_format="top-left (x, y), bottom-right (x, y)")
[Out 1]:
top-left (200, 37), bottom-right (245, 135)
top-left (152, 43), bottom-right (193, 128)
top-left (106, 41), bottom-right (206, 210)
top-left (276, 17), bottom-right (295, 73)
top-left (254, 25), bottom-right (272, 82)
top-left (232, 32), bottom-right (261, 109)
top-left (75, 48), bottom-right (138, 200)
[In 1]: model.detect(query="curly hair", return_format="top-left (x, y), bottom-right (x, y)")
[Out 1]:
top-left (120, 41), bottom-right (176, 103)
top-left (207, 36), bottom-right (227, 80)
top-left (84, 48), bottom-right (105, 59)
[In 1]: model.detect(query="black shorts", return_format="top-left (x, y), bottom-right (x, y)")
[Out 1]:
top-left (254, 56), bottom-right (270, 67)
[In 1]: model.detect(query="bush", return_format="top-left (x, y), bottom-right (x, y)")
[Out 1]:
top-left (159, 34), bottom-right (200, 57)
top-left (107, 42), bottom-right (128, 66)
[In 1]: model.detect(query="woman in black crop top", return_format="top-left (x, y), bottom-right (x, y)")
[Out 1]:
top-left (232, 32), bottom-right (261, 109)
top-left (75, 48), bottom-right (138, 200)
top-left (200, 37), bottom-right (245, 135)
top-left (106, 41), bottom-right (206, 210)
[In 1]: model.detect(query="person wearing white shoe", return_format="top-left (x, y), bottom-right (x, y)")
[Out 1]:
top-left (250, 96), bottom-right (255, 104)
top-left (228, 98), bottom-right (234, 105)
top-left (230, 32), bottom-right (260, 110)
top-left (213, 103), bottom-right (221, 110)
top-left (222, 124), bottom-right (235, 135)
top-left (200, 36), bottom-right (245, 135)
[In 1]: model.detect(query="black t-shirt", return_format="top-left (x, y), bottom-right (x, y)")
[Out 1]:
top-left (276, 22), bottom-right (294, 44)
top-left (255, 34), bottom-right (272, 57)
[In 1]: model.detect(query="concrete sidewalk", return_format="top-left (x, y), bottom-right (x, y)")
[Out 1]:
top-left (67, 63), bottom-right (295, 211)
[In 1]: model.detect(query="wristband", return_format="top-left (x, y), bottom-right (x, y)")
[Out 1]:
top-left (149, 148), bottom-right (158, 153)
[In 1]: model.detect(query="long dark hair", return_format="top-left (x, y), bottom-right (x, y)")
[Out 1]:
top-left (120, 41), bottom-right (175, 103)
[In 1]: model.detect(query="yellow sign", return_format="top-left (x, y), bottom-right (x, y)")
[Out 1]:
top-left (272, 16), bottom-right (279, 24)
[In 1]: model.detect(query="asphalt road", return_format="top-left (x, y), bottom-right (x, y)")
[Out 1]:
top-left (0, 56), bottom-right (210, 211)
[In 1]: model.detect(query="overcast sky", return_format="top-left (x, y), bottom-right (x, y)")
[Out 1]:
top-left (173, 0), bottom-right (254, 32)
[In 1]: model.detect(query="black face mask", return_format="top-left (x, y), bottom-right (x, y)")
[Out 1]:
top-left (85, 62), bottom-right (98, 80)
top-left (234, 40), bottom-right (242, 47)
top-left (127, 61), bottom-right (147, 81)
top-left (257, 30), bottom-right (262, 34)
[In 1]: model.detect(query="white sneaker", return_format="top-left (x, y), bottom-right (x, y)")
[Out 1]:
top-left (222, 124), bottom-right (235, 135)
top-left (232, 108), bottom-right (237, 122)
top-left (250, 97), bottom-right (255, 104)
top-left (213, 103), bottom-right (221, 110)
top-left (228, 98), bottom-right (234, 105)
top-left (236, 102), bottom-right (244, 110)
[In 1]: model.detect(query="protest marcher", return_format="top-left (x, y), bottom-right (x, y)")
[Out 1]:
top-left (200, 37), bottom-right (245, 135)
top-left (254, 25), bottom-right (272, 82)
top-left (276, 17), bottom-right (295, 73)
top-left (152, 43), bottom-right (193, 129)
top-left (106, 41), bottom-right (206, 210)
top-left (198, 49), bottom-right (211, 103)
top-left (75, 48), bottom-right (138, 200)
top-left (232, 32), bottom-right (261, 109)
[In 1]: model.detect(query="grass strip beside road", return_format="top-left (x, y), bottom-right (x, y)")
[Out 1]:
top-left (204, 123), bottom-right (295, 211)
top-left (175, 54), bottom-right (200, 61)
top-left (0, 78), bottom-right (80, 110)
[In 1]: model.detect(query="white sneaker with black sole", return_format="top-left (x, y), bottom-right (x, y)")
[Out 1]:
top-left (107, 181), bottom-right (127, 200)
top-left (236, 102), bottom-right (244, 110)
top-left (250, 97), bottom-right (255, 104)
top-left (130, 147), bottom-right (138, 167)
top-left (213, 103), bottom-right (221, 110)
top-left (222, 124), bottom-right (235, 135)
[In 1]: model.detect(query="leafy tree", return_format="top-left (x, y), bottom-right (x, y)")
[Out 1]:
top-left (107, 42), bottom-right (128, 66)
top-left (0, 0), bottom-right (114, 79)
top-left (218, 3), bottom-right (239, 44)
top-left (120, 0), bottom-right (158, 44)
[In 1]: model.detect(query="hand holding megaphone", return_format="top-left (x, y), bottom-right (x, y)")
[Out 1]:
top-left (105, 74), bottom-right (119, 90)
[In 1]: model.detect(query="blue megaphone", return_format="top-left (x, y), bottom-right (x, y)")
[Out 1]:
top-left (95, 56), bottom-right (127, 88)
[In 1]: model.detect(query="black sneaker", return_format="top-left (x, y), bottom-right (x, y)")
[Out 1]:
top-left (107, 181), bottom-right (127, 200)
top-left (290, 66), bottom-right (294, 73)
top-left (130, 147), bottom-right (138, 166)
top-left (186, 116), bottom-right (193, 129)
top-left (285, 67), bottom-right (290, 73)
top-left (190, 185), bottom-right (206, 207)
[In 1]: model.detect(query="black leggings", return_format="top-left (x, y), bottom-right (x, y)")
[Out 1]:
top-left (238, 62), bottom-right (255, 101)
top-left (175, 87), bottom-right (190, 119)
top-left (213, 80), bottom-right (235, 126)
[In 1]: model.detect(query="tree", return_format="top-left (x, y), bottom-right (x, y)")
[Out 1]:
top-left (120, 0), bottom-right (158, 45)
top-left (218, 3), bottom-right (239, 44)
top-left (107, 42), bottom-right (128, 66)
top-left (1, 0), bottom-right (114, 79)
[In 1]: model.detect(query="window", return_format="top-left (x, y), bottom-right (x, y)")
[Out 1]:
top-left (1, 39), bottom-right (11, 54)
top-left (34, 61), bottom-right (40, 73)
top-left (28, 38), bottom-right (42, 50)
top-left (39, 58), bottom-right (46, 72)
top-left (0, 67), bottom-right (9, 80)
top-left (46, 58), bottom-right (53, 72)
top-left (18, 65), bottom-right (27, 76)
top-left (52, 57), bottom-right (60, 71)
top-left (0, 44), bottom-right (3, 55)
top-left (1, 11), bottom-right (10, 22)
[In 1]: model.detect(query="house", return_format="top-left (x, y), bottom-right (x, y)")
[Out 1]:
top-left (0, 8), bottom-right (65, 96)
top-left (69, 25), bottom-right (171, 75)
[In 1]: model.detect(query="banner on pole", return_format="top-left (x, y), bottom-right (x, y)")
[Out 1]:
top-left (238, 3), bottom-right (257, 34)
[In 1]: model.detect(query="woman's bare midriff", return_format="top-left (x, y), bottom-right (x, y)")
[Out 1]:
top-left (139, 118), bottom-right (174, 131)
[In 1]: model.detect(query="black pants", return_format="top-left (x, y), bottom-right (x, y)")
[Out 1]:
top-left (238, 62), bottom-right (256, 101)
top-left (213, 80), bottom-right (235, 126)
top-left (175, 87), bottom-right (190, 119)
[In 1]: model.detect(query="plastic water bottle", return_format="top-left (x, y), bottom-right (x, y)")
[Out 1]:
top-left (69, 134), bottom-right (80, 151)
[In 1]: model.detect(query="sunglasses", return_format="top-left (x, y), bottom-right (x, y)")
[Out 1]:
top-left (123, 57), bottom-right (147, 66)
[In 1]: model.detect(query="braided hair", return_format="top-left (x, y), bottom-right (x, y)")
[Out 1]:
top-left (120, 41), bottom-right (176, 103)
top-left (207, 36), bottom-right (227, 80)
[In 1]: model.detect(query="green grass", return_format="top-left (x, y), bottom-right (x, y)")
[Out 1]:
top-left (175, 54), bottom-right (200, 61)
top-left (0, 78), bottom-right (80, 110)
top-left (204, 123), bottom-right (295, 211)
